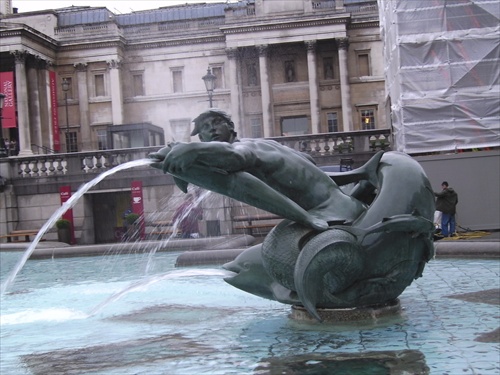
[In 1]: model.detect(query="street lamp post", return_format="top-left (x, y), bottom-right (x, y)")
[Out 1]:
top-left (202, 67), bottom-right (216, 108)
top-left (0, 93), bottom-right (6, 158)
top-left (61, 78), bottom-right (70, 152)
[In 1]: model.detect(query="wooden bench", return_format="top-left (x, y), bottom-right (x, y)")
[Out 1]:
top-left (0, 229), bottom-right (42, 243)
top-left (233, 214), bottom-right (282, 236)
top-left (149, 221), bottom-right (177, 239)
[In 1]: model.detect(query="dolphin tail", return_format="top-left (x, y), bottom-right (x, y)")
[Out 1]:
top-left (371, 213), bottom-right (435, 235)
top-left (294, 229), bottom-right (363, 322)
top-left (326, 150), bottom-right (384, 188)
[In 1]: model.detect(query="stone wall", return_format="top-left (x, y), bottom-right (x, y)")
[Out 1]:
top-left (416, 151), bottom-right (500, 231)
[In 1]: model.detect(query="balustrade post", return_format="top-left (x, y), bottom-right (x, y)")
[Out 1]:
top-left (65, 154), bottom-right (81, 175)
top-left (353, 135), bottom-right (369, 152)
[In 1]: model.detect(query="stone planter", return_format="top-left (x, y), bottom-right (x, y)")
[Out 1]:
top-left (57, 228), bottom-right (72, 244)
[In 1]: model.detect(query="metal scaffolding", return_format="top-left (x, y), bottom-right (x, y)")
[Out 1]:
top-left (378, 0), bottom-right (500, 153)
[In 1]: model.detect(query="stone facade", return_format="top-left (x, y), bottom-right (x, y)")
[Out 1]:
top-left (0, 0), bottom-right (384, 155)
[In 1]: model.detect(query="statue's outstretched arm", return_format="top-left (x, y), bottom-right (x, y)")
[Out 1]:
top-left (157, 142), bottom-right (257, 175)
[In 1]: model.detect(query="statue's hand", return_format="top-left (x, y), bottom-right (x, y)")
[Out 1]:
top-left (148, 143), bottom-right (176, 171)
top-left (163, 143), bottom-right (199, 175)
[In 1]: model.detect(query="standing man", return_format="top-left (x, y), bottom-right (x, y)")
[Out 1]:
top-left (434, 181), bottom-right (458, 237)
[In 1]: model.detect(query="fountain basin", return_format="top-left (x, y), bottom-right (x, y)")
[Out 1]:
top-left (1, 250), bottom-right (498, 374)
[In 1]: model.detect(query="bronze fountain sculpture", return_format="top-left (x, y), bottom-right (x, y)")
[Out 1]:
top-left (149, 109), bottom-right (435, 321)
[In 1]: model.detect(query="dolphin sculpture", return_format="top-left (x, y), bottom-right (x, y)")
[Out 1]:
top-left (223, 151), bottom-right (435, 321)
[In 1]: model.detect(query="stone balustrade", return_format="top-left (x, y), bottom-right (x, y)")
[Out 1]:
top-left (7, 148), bottom-right (153, 179)
top-left (268, 129), bottom-right (391, 159)
top-left (1, 129), bottom-right (391, 181)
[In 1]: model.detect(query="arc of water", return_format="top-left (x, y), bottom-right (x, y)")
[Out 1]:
top-left (88, 268), bottom-right (233, 317)
top-left (0, 159), bottom-right (154, 295)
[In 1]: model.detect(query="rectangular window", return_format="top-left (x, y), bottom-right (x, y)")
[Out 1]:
top-left (360, 109), bottom-right (375, 130)
top-left (97, 129), bottom-right (108, 150)
top-left (65, 131), bottom-right (78, 153)
top-left (327, 112), bottom-right (338, 132)
top-left (132, 74), bottom-right (144, 96)
top-left (250, 117), bottom-right (262, 138)
top-left (323, 58), bottom-right (334, 80)
top-left (285, 60), bottom-right (296, 82)
top-left (247, 63), bottom-right (258, 86)
top-left (281, 116), bottom-right (308, 136)
top-left (211, 67), bottom-right (223, 89)
top-left (357, 52), bottom-right (370, 77)
top-left (95, 74), bottom-right (105, 97)
top-left (172, 70), bottom-right (183, 93)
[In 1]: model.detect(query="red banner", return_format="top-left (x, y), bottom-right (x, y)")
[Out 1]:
top-left (59, 186), bottom-right (76, 244)
top-left (49, 71), bottom-right (61, 152)
top-left (131, 180), bottom-right (145, 240)
top-left (0, 72), bottom-right (17, 129)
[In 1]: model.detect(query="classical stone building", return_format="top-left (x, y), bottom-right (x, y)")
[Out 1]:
top-left (0, 0), bottom-right (385, 155)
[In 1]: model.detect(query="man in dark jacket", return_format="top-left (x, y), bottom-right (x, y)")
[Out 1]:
top-left (434, 181), bottom-right (458, 237)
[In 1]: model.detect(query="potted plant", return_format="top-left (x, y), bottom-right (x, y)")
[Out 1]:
top-left (56, 219), bottom-right (72, 244)
top-left (125, 213), bottom-right (140, 225)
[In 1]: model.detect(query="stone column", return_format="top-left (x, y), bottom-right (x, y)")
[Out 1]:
top-left (258, 45), bottom-right (273, 137)
top-left (27, 56), bottom-right (42, 150)
top-left (107, 59), bottom-right (123, 125)
top-left (306, 40), bottom-right (320, 134)
top-left (338, 38), bottom-right (353, 132)
top-left (226, 48), bottom-right (242, 132)
top-left (38, 59), bottom-right (52, 152)
top-left (12, 50), bottom-right (33, 156)
top-left (75, 63), bottom-right (91, 151)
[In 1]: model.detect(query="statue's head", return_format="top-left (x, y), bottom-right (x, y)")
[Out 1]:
top-left (191, 109), bottom-right (237, 143)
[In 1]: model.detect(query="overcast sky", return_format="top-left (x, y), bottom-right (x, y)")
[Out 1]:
top-left (12, 0), bottom-right (229, 14)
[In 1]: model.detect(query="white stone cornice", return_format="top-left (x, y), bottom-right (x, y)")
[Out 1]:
top-left (348, 21), bottom-right (379, 29)
top-left (221, 15), bottom-right (349, 35)
top-left (58, 38), bottom-right (126, 51)
top-left (0, 24), bottom-right (58, 45)
top-left (126, 35), bottom-right (225, 50)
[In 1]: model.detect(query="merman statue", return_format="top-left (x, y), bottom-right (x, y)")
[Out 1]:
top-left (149, 109), bottom-right (435, 321)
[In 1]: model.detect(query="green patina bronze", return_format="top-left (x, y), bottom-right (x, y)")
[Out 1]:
top-left (149, 109), bottom-right (435, 321)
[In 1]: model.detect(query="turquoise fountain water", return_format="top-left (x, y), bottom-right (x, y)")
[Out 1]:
top-left (1, 250), bottom-right (498, 374)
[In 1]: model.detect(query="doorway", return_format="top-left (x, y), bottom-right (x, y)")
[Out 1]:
top-left (92, 191), bottom-right (131, 243)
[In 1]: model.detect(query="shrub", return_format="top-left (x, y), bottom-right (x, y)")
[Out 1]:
top-left (125, 213), bottom-right (140, 225)
top-left (56, 219), bottom-right (71, 229)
